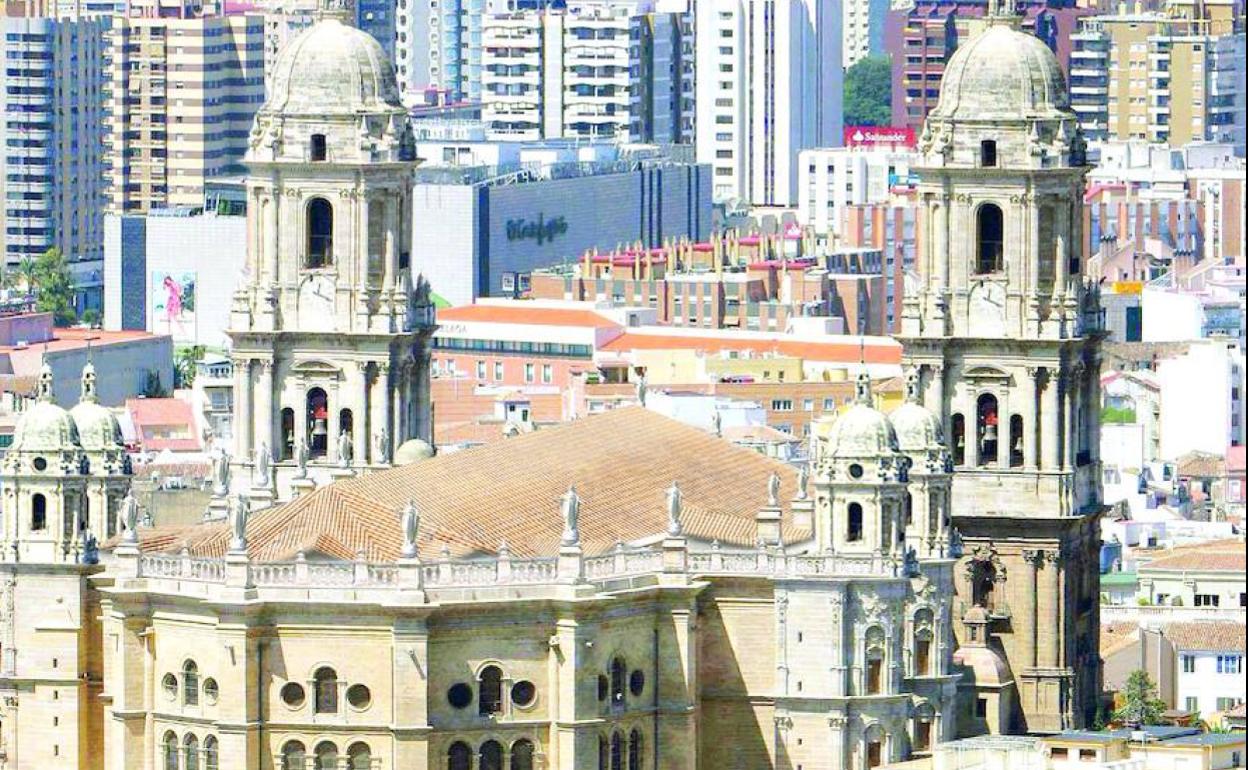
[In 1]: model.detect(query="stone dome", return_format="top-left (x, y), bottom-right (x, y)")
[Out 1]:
top-left (928, 20), bottom-right (1068, 123)
top-left (264, 18), bottom-right (402, 116)
top-left (393, 438), bottom-right (435, 465)
top-left (823, 373), bottom-right (899, 458)
top-left (889, 402), bottom-right (944, 453)
top-left (70, 401), bottom-right (123, 452)
top-left (13, 365), bottom-right (81, 454)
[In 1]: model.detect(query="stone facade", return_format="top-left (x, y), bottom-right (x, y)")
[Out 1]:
top-left (226, 14), bottom-right (437, 507)
top-left (898, 1), bottom-right (1104, 735)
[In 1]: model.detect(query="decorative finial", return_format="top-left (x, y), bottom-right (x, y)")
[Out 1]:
top-left (855, 368), bottom-right (872, 406)
top-left (37, 359), bottom-right (54, 402)
top-left (80, 360), bottom-right (98, 403)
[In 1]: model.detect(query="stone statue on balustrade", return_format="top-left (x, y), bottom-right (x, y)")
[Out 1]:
top-left (666, 481), bottom-right (683, 536)
top-left (400, 500), bottom-right (420, 559)
top-left (560, 485), bottom-right (580, 546)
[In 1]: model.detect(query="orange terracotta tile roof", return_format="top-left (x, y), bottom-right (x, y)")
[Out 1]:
top-left (1141, 541), bottom-right (1246, 573)
top-left (134, 407), bottom-right (811, 562)
top-left (600, 331), bottom-right (903, 365)
top-left (1176, 451), bottom-right (1226, 479)
top-left (438, 304), bottom-right (619, 330)
top-left (1101, 621), bottom-right (1140, 658)
top-left (126, 397), bottom-right (200, 452)
top-left (1162, 621), bottom-right (1246, 653)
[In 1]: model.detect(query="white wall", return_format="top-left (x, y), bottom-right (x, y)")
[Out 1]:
top-left (1175, 650), bottom-right (1246, 720)
top-left (1157, 340), bottom-right (1241, 459)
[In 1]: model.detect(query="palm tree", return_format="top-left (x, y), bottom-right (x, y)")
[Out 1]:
top-left (15, 257), bottom-right (37, 293)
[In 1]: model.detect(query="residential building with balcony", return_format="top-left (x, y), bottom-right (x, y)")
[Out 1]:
top-left (103, 14), bottom-right (264, 213)
top-left (0, 16), bottom-right (109, 311)
top-left (1069, 0), bottom-right (1245, 155)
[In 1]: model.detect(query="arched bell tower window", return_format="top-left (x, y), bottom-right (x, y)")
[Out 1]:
top-left (280, 408), bottom-right (295, 460)
top-left (31, 493), bottom-right (47, 531)
top-left (976, 394), bottom-right (999, 467)
top-left (951, 414), bottom-right (965, 466)
top-left (310, 133), bottom-right (327, 162)
top-left (972, 562), bottom-right (997, 610)
top-left (980, 140), bottom-right (997, 167)
top-left (847, 502), bottom-right (864, 542)
top-left (1009, 414), bottom-right (1024, 468)
top-left (307, 388), bottom-right (328, 457)
top-left (975, 203), bottom-right (1004, 274)
top-left (306, 198), bottom-right (333, 269)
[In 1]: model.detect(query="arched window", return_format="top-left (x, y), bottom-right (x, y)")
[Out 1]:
top-left (306, 198), bottom-right (334, 269)
top-left (478, 665), bottom-right (503, 716)
top-left (480, 740), bottom-right (503, 770)
top-left (977, 394), bottom-right (999, 466)
top-left (610, 657), bottom-right (626, 704)
top-left (951, 413), bottom-right (965, 466)
top-left (310, 133), bottom-right (327, 162)
top-left (448, 742), bottom-right (472, 770)
top-left (980, 140), bottom-right (997, 167)
top-left (865, 726), bottom-right (885, 769)
top-left (204, 736), bottom-right (219, 770)
top-left (610, 731), bottom-right (623, 770)
top-left (31, 493), bottom-right (47, 531)
top-left (367, 199), bottom-right (385, 283)
top-left (339, 408), bottom-right (354, 455)
top-left (307, 387), bottom-right (328, 457)
top-left (314, 741), bottom-right (338, 770)
top-left (1009, 414), bottom-right (1024, 468)
top-left (281, 408), bottom-right (295, 460)
top-left (281, 740), bottom-right (307, 770)
top-left (847, 502), bottom-right (864, 542)
top-left (972, 562), bottom-right (996, 610)
top-left (107, 494), bottom-right (119, 538)
top-left (183, 660), bottom-right (199, 706)
top-left (599, 735), bottom-right (609, 770)
top-left (904, 492), bottom-right (913, 526)
top-left (914, 705), bottom-right (935, 751)
top-left (346, 743), bottom-right (371, 770)
top-left (976, 203), bottom-right (1004, 274)
top-left (184, 733), bottom-right (200, 770)
top-left (511, 739), bottom-right (535, 770)
top-left (163, 731), bottom-right (179, 770)
top-left (628, 729), bottom-right (643, 770)
top-left (313, 667), bottom-right (338, 714)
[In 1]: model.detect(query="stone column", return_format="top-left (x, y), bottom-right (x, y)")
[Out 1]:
top-left (926, 363), bottom-right (946, 445)
top-left (255, 359), bottom-right (274, 460)
top-left (829, 715), bottom-right (849, 770)
top-left (966, 393), bottom-right (980, 468)
top-left (392, 364), bottom-right (406, 442)
top-left (265, 193), bottom-right (279, 284)
top-left (233, 357), bottom-right (252, 459)
top-left (1040, 368), bottom-right (1059, 471)
top-left (1054, 204), bottom-right (1069, 303)
top-left (359, 193), bottom-right (371, 284)
top-left (371, 362), bottom-right (391, 460)
top-left (997, 386), bottom-right (1011, 469)
top-left (1022, 549), bottom-right (1043, 668)
top-left (351, 362), bottom-right (367, 465)
top-left (1040, 551), bottom-right (1061, 668)
top-left (1023, 367), bottom-right (1039, 469)
top-left (384, 197), bottom-right (398, 291)
top-left (1065, 371), bottom-right (1078, 470)
top-left (295, 379), bottom-right (308, 453)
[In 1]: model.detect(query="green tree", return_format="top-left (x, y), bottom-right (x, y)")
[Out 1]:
top-left (844, 55), bottom-right (893, 127)
top-left (30, 248), bottom-right (77, 325)
top-left (175, 345), bottom-right (206, 389)
top-left (1113, 670), bottom-right (1167, 726)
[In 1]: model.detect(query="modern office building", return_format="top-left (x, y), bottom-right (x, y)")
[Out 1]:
top-left (694, 0), bottom-right (843, 206)
top-left (412, 158), bottom-right (712, 306)
top-left (797, 143), bottom-right (918, 237)
top-left (0, 16), bottom-right (109, 311)
top-left (103, 14), bottom-right (264, 213)
top-left (843, 0), bottom-right (888, 66)
top-left (1068, 0), bottom-right (1245, 154)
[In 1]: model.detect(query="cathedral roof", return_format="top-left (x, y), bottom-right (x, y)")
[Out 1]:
top-left (126, 407), bottom-right (811, 561)
top-left (819, 371), bottom-right (899, 459)
top-left (928, 13), bottom-right (1068, 124)
top-left (264, 17), bottom-right (402, 117)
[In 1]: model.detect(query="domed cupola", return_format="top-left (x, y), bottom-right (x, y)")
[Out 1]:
top-left (822, 371), bottom-right (900, 463)
top-left (889, 369), bottom-right (952, 474)
top-left (10, 363), bottom-right (81, 456)
top-left (69, 362), bottom-right (124, 453)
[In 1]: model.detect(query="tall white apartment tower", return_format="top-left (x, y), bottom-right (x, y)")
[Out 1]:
top-left (695, 0), bottom-right (842, 206)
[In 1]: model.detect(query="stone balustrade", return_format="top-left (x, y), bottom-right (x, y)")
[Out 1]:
top-left (126, 542), bottom-right (912, 594)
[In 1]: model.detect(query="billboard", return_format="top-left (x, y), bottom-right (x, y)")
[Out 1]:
top-left (151, 271), bottom-right (196, 342)
top-left (844, 126), bottom-right (917, 149)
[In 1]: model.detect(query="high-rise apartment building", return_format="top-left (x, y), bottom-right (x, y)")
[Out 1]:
top-left (0, 16), bottom-right (108, 304)
top-left (886, 0), bottom-right (1086, 134)
top-left (843, 0), bottom-right (888, 66)
top-left (694, 0), bottom-right (843, 206)
top-left (103, 14), bottom-right (264, 213)
top-left (479, 3), bottom-right (692, 141)
top-left (1069, 0), bottom-right (1244, 154)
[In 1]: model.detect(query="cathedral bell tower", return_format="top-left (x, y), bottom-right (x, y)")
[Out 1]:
top-left (228, 7), bottom-right (436, 500)
top-left (898, 0), bottom-right (1105, 734)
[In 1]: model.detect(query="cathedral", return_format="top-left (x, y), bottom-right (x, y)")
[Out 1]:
top-left (0, 3), bottom-right (1102, 768)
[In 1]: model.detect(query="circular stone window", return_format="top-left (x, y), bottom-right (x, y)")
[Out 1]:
top-left (346, 683), bottom-right (372, 710)
top-left (32, 457), bottom-right (47, 472)
top-left (162, 673), bottom-right (178, 700)
top-left (629, 670), bottom-right (645, 697)
top-left (848, 463), bottom-right (864, 479)
top-left (280, 682), bottom-right (306, 709)
top-left (510, 680), bottom-right (536, 708)
top-left (203, 678), bottom-right (219, 704)
top-left (447, 682), bottom-right (473, 709)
